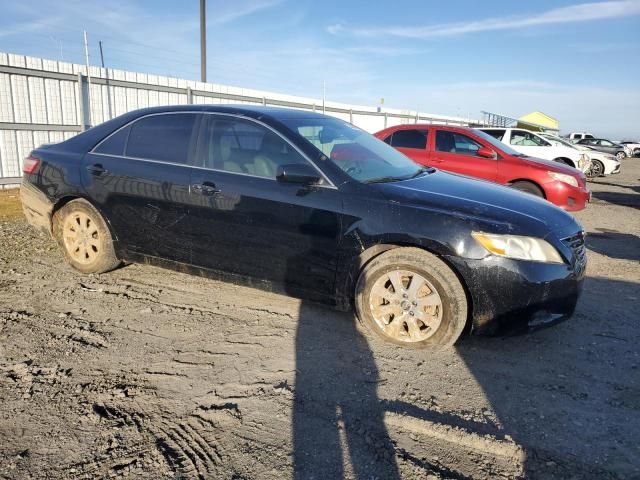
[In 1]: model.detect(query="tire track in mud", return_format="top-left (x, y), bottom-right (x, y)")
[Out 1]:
top-left (86, 398), bottom-right (243, 480)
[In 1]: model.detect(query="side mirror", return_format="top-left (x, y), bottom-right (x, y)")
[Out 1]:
top-left (276, 163), bottom-right (322, 185)
top-left (476, 146), bottom-right (497, 159)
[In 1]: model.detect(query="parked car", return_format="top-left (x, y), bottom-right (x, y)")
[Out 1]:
top-left (568, 132), bottom-right (594, 142)
top-left (540, 133), bottom-right (620, 178)
top-left (375, 125), bottom-right (590, 211)
top-left (479, 127), bottom-right (590, 172)
top-left (576, 138), bottom-right (627, 160)
top-left (619, 141), bottom-right (640, 157)
top-left (21, 105), bottom-right (587, 347)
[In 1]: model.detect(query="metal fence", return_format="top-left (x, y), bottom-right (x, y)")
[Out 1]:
top-left (0, 51), bottom-right (478, 186)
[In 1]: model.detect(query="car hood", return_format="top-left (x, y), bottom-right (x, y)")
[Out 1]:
top-left (373, 170), bottom-right (581, 239)
top-left (516, 155), bottom-right (582, 175)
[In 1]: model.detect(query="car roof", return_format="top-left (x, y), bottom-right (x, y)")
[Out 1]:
top-left (118, 104), bottom-right (330, 122)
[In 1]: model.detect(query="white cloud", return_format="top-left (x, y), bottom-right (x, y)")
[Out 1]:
top-left (328, 1), bottom-right (640, 38)
top-left (209, 0), bottom-right (284, 25)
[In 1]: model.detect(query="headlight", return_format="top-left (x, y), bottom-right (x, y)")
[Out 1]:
top-left (472, 232), bottom-right (564, 264)
top-left (548, 171), bottom-right (578, 187)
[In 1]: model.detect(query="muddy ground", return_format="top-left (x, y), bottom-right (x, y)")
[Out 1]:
top-left (1, 161), bottom-right (639, 480)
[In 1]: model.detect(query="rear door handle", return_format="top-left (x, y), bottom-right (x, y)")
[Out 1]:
top-left (192, 182), bottom-right (220, 196)
top-left (86, 164), bottom-right (108, 175)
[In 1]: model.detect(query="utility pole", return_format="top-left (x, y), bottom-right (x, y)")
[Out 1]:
top-left (83, 30), bottom-right (92, 126)
top-left (322, 80), bottom-right (326, 114)
top-left (99, 41), bottom-right (113, 120)
top-left (200, 0), bottom-right (207, 83)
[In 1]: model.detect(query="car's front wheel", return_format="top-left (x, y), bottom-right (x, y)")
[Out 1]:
top-left (587, 159), bottom-right (604, 178)
top-left (616, 151), bottom-right (626, 161)
top-left (355, 248), bottom-right (468, 347)
top-left (53, 199), bottom-right (121, 274)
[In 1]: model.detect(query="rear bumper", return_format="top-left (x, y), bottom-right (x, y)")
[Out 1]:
top-left (543, 180), bottom-right (590, 211)
top-left (446, 254), bottom-right (585, 335)
top-left (20, 180), bottom-right (53, 235)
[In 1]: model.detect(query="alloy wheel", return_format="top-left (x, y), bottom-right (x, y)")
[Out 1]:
top-left (368, 269), bottom-right (443, 343)
top-left (62, 212), bottom-right (101, 265)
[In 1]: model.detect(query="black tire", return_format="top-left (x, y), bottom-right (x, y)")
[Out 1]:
top-left (511, 181), bottom-right (544, 197)
top-left (355, 248), bottom-right (468, 348)
top-left (615, 151), bottom-right (626, 161)
top-left (587, 160), bottom-right (604, 178)
top-left (52, 199), bottom-right (120, 274)
top-left (554, 158), bottom-right (575, 168)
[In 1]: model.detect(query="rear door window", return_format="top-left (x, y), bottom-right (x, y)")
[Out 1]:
top-left (390, 129), bottom-right (428, 149)
top-left (94, 126), bottom-right (130, 156)
top-left (126, 113), bottom-right (198, 164)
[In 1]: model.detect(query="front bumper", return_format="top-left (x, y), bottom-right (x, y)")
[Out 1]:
top-left (446, 254), bottom-right (585, 335)
top-left (543, 180), bottom-right (590, 212)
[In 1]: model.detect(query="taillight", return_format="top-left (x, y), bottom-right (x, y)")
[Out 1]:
top-left (23, 155), bottom-right (40, 174)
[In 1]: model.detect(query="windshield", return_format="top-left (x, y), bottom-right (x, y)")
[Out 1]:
top-left (473, 129), bottom-right (524, 156)
top-left (541, 135), bottom-right (577, 149)
top-left (280, 116), bottom-right (427, 183)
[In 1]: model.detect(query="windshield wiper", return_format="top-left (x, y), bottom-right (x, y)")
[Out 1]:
top-left (364, 167), bottom-right (434, 184)
top-left (408, 167), bottom-right (434, 178)
top-left (364, 176), bottom-right (403, 184)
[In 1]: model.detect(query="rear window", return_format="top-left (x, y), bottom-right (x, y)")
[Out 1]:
top-left (390, 129), bottom-right (427, 149)
top-left (481, 129), bottom-right (506, 141)
top-left (126, 113), bottom-right (198, 164)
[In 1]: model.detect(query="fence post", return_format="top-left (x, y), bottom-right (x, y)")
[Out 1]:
top-left (384, 112), bottom-right (388, 128)
top-left (349, 109), bottom-right (353, 124)
top-left (186, 86), bottom-right (193, 104)
top-left (262, 96), bottom-right (267, 106)
top-left (77, 73), bottom-right (91, 131)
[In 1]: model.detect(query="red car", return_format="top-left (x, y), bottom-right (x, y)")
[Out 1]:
top-left (374, 125), bottom-right (590, 211)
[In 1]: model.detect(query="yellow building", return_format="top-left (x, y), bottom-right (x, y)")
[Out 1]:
top-left (517, 111), bottom-right (559, 132)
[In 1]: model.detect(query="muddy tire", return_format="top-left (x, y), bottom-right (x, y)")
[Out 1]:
top-left (355, 248), bottom-right (468, 348)
top-left (511, 181), bottom-right (544, 197)
top-left (52, 199), bottom-right (120, 274)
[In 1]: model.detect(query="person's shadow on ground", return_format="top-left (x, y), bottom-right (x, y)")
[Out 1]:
top-left (285, 207), bottom-right (400, 479)
top-left (291, 303), bottom-right (400, 479)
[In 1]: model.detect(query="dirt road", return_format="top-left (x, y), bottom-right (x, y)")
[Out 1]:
top-left (1, 161), bottom-right (639, 479)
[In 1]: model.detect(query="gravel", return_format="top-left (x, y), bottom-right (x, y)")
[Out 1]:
top-left (0, 160), bottom-right (638, 479)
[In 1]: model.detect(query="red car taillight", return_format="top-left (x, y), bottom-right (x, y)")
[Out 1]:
top-left (23, 155), bottom-right (40, 174)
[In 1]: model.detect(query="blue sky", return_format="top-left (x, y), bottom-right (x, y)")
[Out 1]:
top-left (1, 0), bottom-right (639, 138)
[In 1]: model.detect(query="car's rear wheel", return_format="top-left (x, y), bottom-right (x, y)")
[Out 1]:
top-left (511, 181), bottom-right (544, 197)
top-left (587, 159), bottom-right (604, 178)
top-left (355, 248), bottom-right (468, 348)
top-left (53, 199), bottom-right (120, 274)
top-left (616, 151), bottom-right (626, 161)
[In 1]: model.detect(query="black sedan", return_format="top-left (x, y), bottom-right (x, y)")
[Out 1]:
top-left (21, 105), bottom-right (586, 347)
top-left (576, 138), bottom-right (627, 160)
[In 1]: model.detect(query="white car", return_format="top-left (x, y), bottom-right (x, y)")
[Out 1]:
top-left (540, 133), bottom-right (620, 178)
top-left (568, 132), bottom-right (594, 143)
top-left (479, 128), bottom-right (590, 173)
top-left (618, 141), bottom-right (640, 157)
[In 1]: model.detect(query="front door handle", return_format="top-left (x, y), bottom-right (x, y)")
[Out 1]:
top-left (192, 182), bottom-right (220, 196)
top-left (86, 164), bottom-right (108, 175)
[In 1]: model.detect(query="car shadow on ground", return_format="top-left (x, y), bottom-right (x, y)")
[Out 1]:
top-left (591, 191), bottom-right (640, 209)
top-left (288, 276), bottom-right (639, 478)
top-left (586, 229), bottom-right (640, 261)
